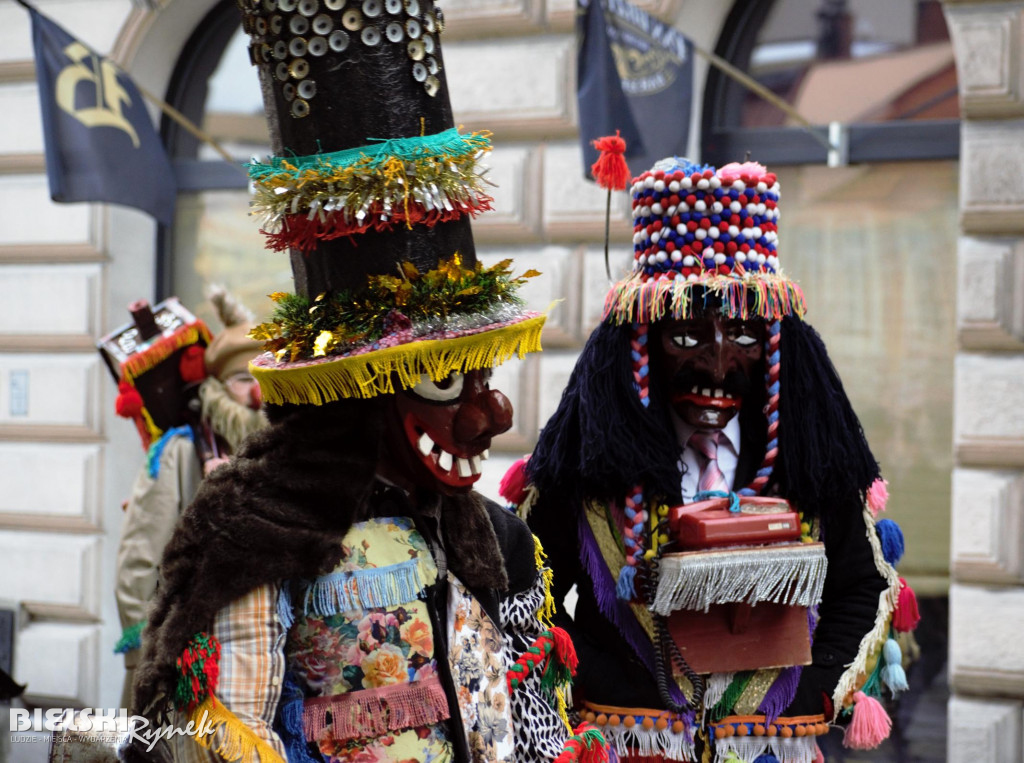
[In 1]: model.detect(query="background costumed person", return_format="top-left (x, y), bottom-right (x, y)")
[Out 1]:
top-left (104, 289), bottom-right (267, 709)
top-left (502, 156), bottom-right (920, 762)
top-left (125, 2), bottom-right (606, 762)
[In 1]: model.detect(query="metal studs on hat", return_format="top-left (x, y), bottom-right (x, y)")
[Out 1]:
top-left (422, 34), bottom-right (434, 54)
top-left (282, 82), bottom-right (296, 101)
top-left (361, 25), bottom-right (381, 45)
top-left (298, 0), bottom-right (320, 15)
top-left (291, 98), bottom-right (310, 117)
top-left (289, 37), bottom-right (308, 56)
top-left (411, 61), bottom-right (427, 81)
top-left (405, 0), bottom-right (419, 15)
top-left (426, 56), bottom-right (438, 74)
top-left (263, 0), bottom-right (278, 9)
top-left (275, 61), bottom-right (290, 80)
top-left (289, 58), bottom-right (310, 78)
top-left (312, 13), bottom-right (333, 33)
top-left (324, 0), bottom-right (346, 8)
top-left (363, 0), bottom-right (382, 16)
top-left (405, 18), bottom-right (421, 38)
top-left (255, 16), bottom-right (267, 34)
top-left (407, 39), bottom-right (425, 60)
top-left (342, 8), bottom-right (363, 29)
top-left (273, 40), bottom-right (288, 59)
top-left (278, 0), bottom-right (297, 9)
top-left (308, 35), bottom-right (328, 55)
top-left (385, 21), bottom-right (404, 42)
top-left (424, 74), bottom-right (439, 96)
top-left (385, 0), bottom-right (402, 13)
top-left (423, 12), bottom-right (435, 32)
top-left (329, 29), bottom-right (350, 50)
top-left (289, 14), bottom-right (309, 33)
top-left (270, 14), bottom-right (284, 33)
top-left (297, 79), bottom-right (317, 99)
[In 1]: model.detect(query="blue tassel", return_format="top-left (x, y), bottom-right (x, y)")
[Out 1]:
top-left (303, 559), bottom-right (423, 615)
top-left (277, 584), bottom-right (295, 630)
top-left (876, 519), bottom-right (904, 565)
top-left (753, 755), bottom-right (780, 763)
top-left (881, 663), bottom-right (908, 695)
top-left (273, 674), bottom-right (319, 763)
top-left (883, 638), bottom-right (902, 666)
top-left (616, 565), bottom-right (637, 600)
top-left (145, 426), bottom-right (193, 479)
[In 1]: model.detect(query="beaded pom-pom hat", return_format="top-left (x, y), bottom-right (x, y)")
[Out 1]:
top-left (236, 0), bottom-right (544, 406)
top-left (604, 157), bottom-right (805, 326)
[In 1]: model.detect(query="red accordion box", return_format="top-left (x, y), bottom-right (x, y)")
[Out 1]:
top-left (668, 495), bottom-right (801, 549)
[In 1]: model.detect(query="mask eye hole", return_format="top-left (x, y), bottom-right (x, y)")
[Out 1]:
top-left (410, 372), bottom-right (464, 402)
top-left (670, 334), bottom-right (699, 349)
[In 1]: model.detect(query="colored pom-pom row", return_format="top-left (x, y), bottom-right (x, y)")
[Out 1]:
top-left (711, 720), bottom-right (829, 739)
top-left (582, 709), bottom-right (687, 734)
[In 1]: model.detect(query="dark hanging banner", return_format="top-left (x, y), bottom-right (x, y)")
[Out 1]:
top-left (576, 0), bottom-right (694, 181)
top-left (26, 4), bottom-right (176, 224)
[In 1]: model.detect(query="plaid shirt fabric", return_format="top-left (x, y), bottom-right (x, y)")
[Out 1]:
top-left (173, 583), bottom-right (288, 762)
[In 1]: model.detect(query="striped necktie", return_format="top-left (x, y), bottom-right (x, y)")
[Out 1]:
top-left (689, 430), bottom-right (729, 495)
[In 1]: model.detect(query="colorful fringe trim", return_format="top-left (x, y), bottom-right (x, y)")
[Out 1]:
top-left (250, 313), bottom-right (545, 404)
top-left (534, 535), bottom-right (557, 628)
top-left (187, 694), bottom-right (285, 763)
top-left (581, 704), bottom-right (695, 762)
top-left (302, 559), bottom-right (424, 616)
top-left (830, 503), bottom-right (902, 722)
top-left (173, 632), bottom-right (221, 714)
top-left (114, 621), bottom-right (145, 654)
top-left (651, 543), bottom-right (827, 615)
top-left (247, 128), bottom-right (493, 249)
top-left (603, 272), bottom-right (805, 326)
top-left (119, 322), bottom-right (212, 385)
top-left (302, 677), bottom-right (449, 742)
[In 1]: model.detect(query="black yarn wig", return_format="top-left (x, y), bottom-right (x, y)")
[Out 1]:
top-left (527, 315), bottom-right (880, 523)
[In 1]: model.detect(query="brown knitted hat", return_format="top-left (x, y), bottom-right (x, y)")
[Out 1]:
top-left (204, 286), bottom-right (261, 381)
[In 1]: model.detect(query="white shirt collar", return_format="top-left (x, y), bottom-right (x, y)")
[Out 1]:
top-left (673, 410), bottom-right (742, 454)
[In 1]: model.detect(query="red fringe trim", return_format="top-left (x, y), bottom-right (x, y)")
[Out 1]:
top-left (120, 322), bottom-right (212, 384)
top-left (264, 196), bottom-right (495, 253)
top-left (303, 676), bottom-right (450, 742)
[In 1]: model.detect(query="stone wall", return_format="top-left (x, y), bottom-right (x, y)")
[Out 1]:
top-left (946, 1), bottom-right (1024, 759)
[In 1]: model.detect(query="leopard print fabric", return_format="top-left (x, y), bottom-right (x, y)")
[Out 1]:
top-left (501, 571), bottom-right (570, 763)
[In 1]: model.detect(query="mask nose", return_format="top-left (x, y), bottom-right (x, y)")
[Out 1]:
top-left (453, 386), bottom-right (513, 443)
top-left (250, 383), bottom-right (262, 410)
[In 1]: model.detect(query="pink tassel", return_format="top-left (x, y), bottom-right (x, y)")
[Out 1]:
top-left (498, 456), bottom-right (530, 506)
top-left (813, 742), bottom-right (825, 763)
top-left (842, 691), bottom-right (891, 749)
top-left (866, 478), bottom-right (889, 516)
top-left (892, 578), bottom-right (921, 632)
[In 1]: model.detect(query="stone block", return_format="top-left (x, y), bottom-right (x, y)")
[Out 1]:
top-left (0, 175), bottom-right (92, 246)
top-left (0, 443), bottom-right (103, 531)
top-left (580, 245), bottom-right (634, 333)
top-left (14, 622), bottom-right (100, 706)
top-left (0, 263), bottom-right (101, 350)
top-left (0, 353), bottom-right (102, 436)
top-left (950, 583), bottom-right (1024, 698)
top-left (946, 5), bottom-right (1024, 118)
top-left (951, 468), bottom-right (1024, 583)
top-left (546, 0), bottom-right (684, 33)
top-left (0, 531), bottom-right (102, 619)
top-left (955, 353), bottom-right (1024, 467)
top-left (961, 120), bottom-right (1024, 235)
top-left (441, 0), bottom-right (544, 39)
top-left (536, 350), bottom-right (579, 431)
top-left (488, 355), bottom-right (540, 451)
top-left (446, 37), bottom-right (576, 138)
top-left (0, 82), bottom-right (43, 154)
top-left (474, 451), bottom-right (520, 507)
top-left (473, 144), bottom-right (543, 244)
top-left (947, 695), bottom-right (1022, 763)
top-left (542, 143), bottom-right (632, 241)
top-left (957, 237), bottom-right (1024, 350)
top-left (478, 246), bottom-right (581, 345)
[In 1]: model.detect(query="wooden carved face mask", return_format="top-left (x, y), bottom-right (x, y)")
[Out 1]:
top-left (652, 314), bottom-right (766, 430)
top-left (385, 369), bottom-right (513, 494)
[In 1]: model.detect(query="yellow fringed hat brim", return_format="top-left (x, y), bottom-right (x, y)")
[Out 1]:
top-left (251, 313), bottom-right (546, 405)
top-left (603, 271), bottom-right (806, 325)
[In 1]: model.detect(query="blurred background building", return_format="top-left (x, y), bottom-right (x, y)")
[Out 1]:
top-left (0, 0), bottom-right (1020, 759)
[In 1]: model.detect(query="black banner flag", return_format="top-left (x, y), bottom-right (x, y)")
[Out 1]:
top-left (576, 0), bottom-right (694, 180)
top-left (27, 5), bottom-right (175, 224)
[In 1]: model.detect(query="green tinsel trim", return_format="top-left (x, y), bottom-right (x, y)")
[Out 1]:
top-left (249, 255), bottom-right (539, 363)
top-left (114, 621), bottom-right (145, 654)
top-left (710, 671), bottom-right (755, 721)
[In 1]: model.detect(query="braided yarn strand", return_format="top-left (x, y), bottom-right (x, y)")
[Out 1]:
top-left (630, 323), bottom-right (651, 408)
top-left (739, 319), bottom-right (781, 497)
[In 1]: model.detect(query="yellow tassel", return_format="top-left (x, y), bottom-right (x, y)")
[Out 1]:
top-left (533, 535), bottom-right (557, 628)
top-left (189, 695), bottom-right (284, 763)
top-left (251, 314), bottom-right (545, 405)
top-left (140, 407), bottom-right (163, 444)
top-left (555, 686), bottom-right (573, 734)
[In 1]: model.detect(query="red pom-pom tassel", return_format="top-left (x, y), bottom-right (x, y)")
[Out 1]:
top-left (550, 626), bottom-right (579, 676)
top-left (499, 456), bottom-right (530, 506)
top-left (179, 345), bottom-right (207, 384)
top-left (590, 132), bottom-right (631, 191)
top-left (892, 577), bottom-right (921, 632)
top-left (115, 380), bottom-right (144, 418)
